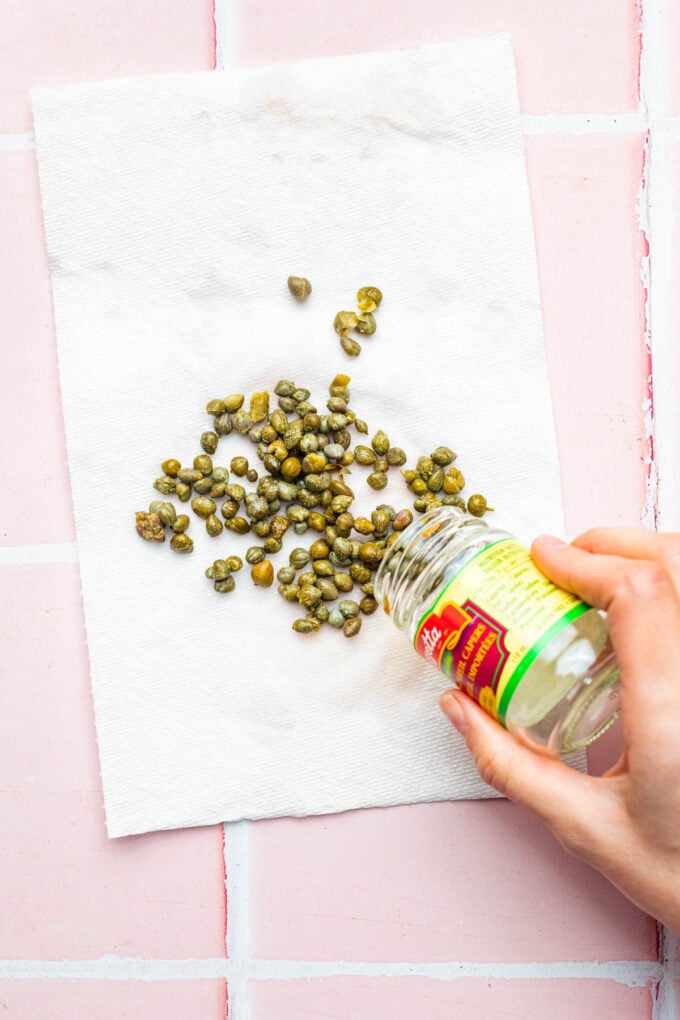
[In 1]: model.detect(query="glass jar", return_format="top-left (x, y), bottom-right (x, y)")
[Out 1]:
top-left (374, 506), bottom-right (621, 755)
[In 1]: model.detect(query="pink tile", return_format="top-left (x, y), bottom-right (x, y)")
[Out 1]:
top-left (526, 135), bottom-right (649, 534)
top-left (250, 801), bottom-right (655, 963)
top-left (0, 153), bottom-right (73, 546)
top-left (0, 980), bottom-right (227, 1019)
top-left (0, 564), bottom-right (226, 958)
top-left (249, 976), bottom-right (653, 1020)
top-left (239, 0), bottom-right (640, 114)
top-left (0, 0), bottom-right (215, 132)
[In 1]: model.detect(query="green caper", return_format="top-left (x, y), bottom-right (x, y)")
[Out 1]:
top-left (427, 469), bottom-right (445, 492)
top-left (191, 497), bottom-right (216, 519)
top-left (305, 472), bottom-right (331, 493)
top-left (416, 455), bottom-right (434, 478)
top-left (335, 512), bottom-right (354, 537)
top-left (280, 457), bottom-right (302, 481)
top-left (274, 379), bottom-right (295, 397)
top-left (292, 618), bottom-right (321, 633)
top-left (371, 509), bottom-right (391, 533)
top-left (289, 547), bottom-right (311, 569)
top-left (172, 514), bottom-right (191, 533)
top-left (298, 585), bottom-right (322, 609)
top-left (277, 565), bottom-right (296, 584)
top-left (343, 618), bottom-right (362, 637)
top-left (356, 286), bottom-right (382, 312)
top-left (294, 522), bottom-right (308, 535)
top-left (355, 312), bottom-right (376, 335)
top-left (221, 498), bottom-right (239, 520)
top-left (246, 546), bottom-right (265, 565)
top-left (170, 533), bottom-right (194, 553)
top-left (354, 418), bottom-right (369, 434)
top-left (250, 391), bottom-right (270, 423)
top-left (153, 475), bottom-right (175, 495)
top-left (367, 471), bottom-right (388, 490)
top-left (223, 394), bottom-right (244, 413)
top-left (312, 559), bottom-right (334, 577)
top-left (340, 335), bottom-right (362, 357)
top-left (230, 456), bottom-right (249, 476)
top-left (279, 583), bottom-right (301, 602)
top-left (467, 494), bottom-right (494, 517)
top-left (309, 539), bottom-right (330, 560)
top-left (278, 396), bottom-right (297, 412)
top-left (214, 575), bottom-right (236, 594)
top-left (373, 458), bottom-right (388, 473)
top-left (333, 310), bottom-right (358, 336)
top-left (410, 477), bottom-right (428, 496)
top-left (206, 399), bottom-right (226, 416)
top-left (161, 458), bottom-right (181, 477)
top-left (232, 410), bottom-right (253, 434)
top-left (317, 578), bottom-right (339, 601)
top-left (392, 508), bottom-right (413, 531)
top-left (287, 275), bottom-right (312, 301)
top-left (327, 608), bottom-right (345, 629)
top-left (297, 571), bottom-right (316, 587)
top-left (208, 559), bottom-right (230, 580)
top-left (156, 502), bottom-right (176, 527)
top-left (270, 408), bottom-right (288, 434)
top-left (292, 388), bottom-right (310, 402)
top-left (193, 476), bottom-right (214, 495)
top-left (175, 481), bottom-right (191, 502)
top-left (206, 513), bottom-right (223, 537)
top-left (200, 432), bottom-right (218, 454)
top-left (431, 446), bottom-right (456, 467)
top-left (349, 562), bottom-right (372, 584)
top-left (386, 447), bottom-right (407, 466)
top-left (339, 599), bottom-right (360, 619)
top-left (442, 468), bottom-right (464, 494)
top-left (224, 516), bottom-right (250, 534)
top-left (227, 555), bottom-right (243, 571)
top-left (251, 560), bottom-right (274, 587)
top-left (149, 500), bottom-right (163, 514)
top-left (246, 468), bottom-right (258, 483)
top-left (224, 483), bottom-right (245, 501)
top-left (441, 494), bottom-right (467, 509)
top-left (214, 413), bottom-right (233, 436)
top-left (360, 595), bottom-right (378, 615)
top-left (334, 572), bottom-right (353, 593)
top-left (359, 542), bottom-right (383, 567)
top-left (212, 466), bottom-right (230, 483)
top-left (314, 603), bottom-right (330, 623)
top-left (305, 512), bottom-right (324, 532)
top-left (371, 430), bottom-right (390, 455)
top-left (263, 537), bottom-right (282, 554)
top-left (360, 580), bottom-right (374, 595)
top-left (401, 468), bottom-right (417, 484)
top-left (354, 445), bottom-right (376, 466)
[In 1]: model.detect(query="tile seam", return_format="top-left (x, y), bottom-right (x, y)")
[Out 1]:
top-left (0, 957), bottom-right (661, 987)
top-left (213, 0), bottom-right (239, 70)
top-left (0, 542), bottom-right (79, 566)
top-left (224, 821), bottom-right (251, 1018)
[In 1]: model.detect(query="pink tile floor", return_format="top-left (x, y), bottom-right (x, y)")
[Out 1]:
top-left (2, 1), bottom-right (678, 1017)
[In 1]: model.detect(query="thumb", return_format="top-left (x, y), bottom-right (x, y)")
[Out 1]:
top-left (439, 690), bottom-right (614, 852)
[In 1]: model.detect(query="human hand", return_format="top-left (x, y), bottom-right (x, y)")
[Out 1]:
top-left (439, 528), bottom-right (680, 933)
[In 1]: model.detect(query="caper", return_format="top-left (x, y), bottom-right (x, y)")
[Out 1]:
top-left (343, 618), bottom-right (362, 637)
top-left (292, 388), bottom-right (310, 402)
top-left (442, 469), bottom-right (464, 495)
top-left (246, 546), bottom-right (265, 565)
top-left (467, 494), bottom-right (494, 517)
top-left (355, 312), bottom-right (376, 335)
top-left (295, 401), bottom-right (316, 417)
top-left (214, 413), bottom-right (233, 436)
top-left (308, 539), bottom-right (329, 560)
top-left (224, 516), bottom-right (250, 534)
top-left (292, 617), bottom-right (321, 633)
top-left (224, 483), bottom-right (245, 502)
top-left (246, 468), bottom-right (258, 483)
top-left (333, 310), bottom-right (358, 336)
top-left (193, 476), bottom-right (214, 495)
top-left (329, 478), bottom-right (353, 499)
top-left (297, 571), bottom-right (316, 587)
top-left (386, 447), bottom-right (407, 467)
top-left (335, 512), bottom-right (354, 537)
top-left (175, 481), bottom-right (191, 502)
top-left (287, 504), bottom-right (310, 524)
top-left (410, 477), bottom-right (428, 496)
top-left (244, 495), bottom-right (269, 521)
top-left (223, 394), bottom-right (244, 413)
top-left (413, 496), bottom-right (428, 513)
top-left (274, 379), bottom-right (295, 397)
top-left (212, 466), bottom-right (229, 483)
top-left (250, 391), bottom-right (269, 423)
top-left (314, 603), bottom-right (330, 623)
top-left (154, 502), bottom-right (175, 527)
top-left (191, 496), bottom-right (216, 519)
top-left (371, 430), bottom-right (390, 455)
top-left (214, 575), bottom-right (236, 594)
top-left (135, 511), bottom-right (165, 542)
top-left (427, 469), bottom-right (445, 492)
top-left (251, 560), bottom-right (274, 587)
top-left (416, 456), bottom-right (435, 478)
top-left (312, 559), bottom-right (334, 577)
top-left (170, 533), bottom-right (194, 553)
top-left (279, 583), bottom-right (301, 602)
top-left (230, 456), bottom-right (248, 477)
top-left (149, 500), bottom-right (163, 514)
top-left (220, 498), bottom-right (239, 520)
top-left (287, 275), bottom-right (312, 301)
top-left (161, 458), bottom-right (181, 477)
top-left (232, 410), bottom-right (253, 434)
top-left (298, 491), bottom-right (319, 511)
top-left (392, 508), bottom-right (413, 531)
top-left (431, 446), bottom-right (456, 467)
top-left (371, 509), bottom-right (391, 534)
top-left (317, 578), bottom-right (339, 601)
top-left (359, 542), bottom-right (383, 566)
top-left (323, 443), bottom-right (344, 462)
top-left (201, 432), bottom-right (218, 455)
top-left (172, 514), bottom-right (190, 533)
top-left (279, 457), bottom-right (300, 481)
top-left (277, 480), bottom-right (299, 502)
top-left (263, 537), bottom-right (282, 554)
top-left (277, 565), bottom-right (296, 584)
top-left (352, 517), bottom-right (373, 536)
top-left (354, 418), bottom-right (368, 434)
top-left (339, 599), bottom-right (360, 619)
top-left (153, 475), bottom-right (175, 495)
top-left (367, 471), bottom-right (388, 490)
top-left (289, 547), bottom-right (311, 569)
top-left (349, 562), bottom-right (371, 584)
top-left (206, 399), bottom-right (226, 416)
top-left (306, 511), bottom-right (325, 532)
top-left (374, 459), bottom-right (389, 473)
top-left (360, 595), bottom-right (378, 615)
top-left (298, 585), bottom-right (322, 609)
top-left (401, 469), bottom-right (417, 484)
top-left (360, 580), bottom-right (374, 596)
top-left (305, 472), bottom-right (331, 493)
top-left (333, 572), bottom-right (353, 593)
top-left (205, 513), bottom-right (223, 537)
top-left (340, 334), bottom-right (361, 357)
top-left (227, 555), bottom-right (243, 572)
top-left (327, 413), bottom-right (348, 430)
top-left (252, 519), bottom-right (271, 537)
top-left (356, 286), bottom-right (382, 312)
top-left (354, 445), bottom-right (376, 466)
top-left (209, 558), bottom-right (231, 580)
top-left (278, 396), bottom-right (297, 412)
top-left (249, 428), bottom-right (262, 444)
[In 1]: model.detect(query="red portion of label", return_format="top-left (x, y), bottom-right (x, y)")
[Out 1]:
top-left (416, 598), bottom-right (509, 716)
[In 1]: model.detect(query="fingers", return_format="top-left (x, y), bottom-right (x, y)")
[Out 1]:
top-left (571, 529), bottom-right (680, 592)
top-left (439, 689), bottom-right (616, 856)
top-left (531, 534), bottom-right (680, 765)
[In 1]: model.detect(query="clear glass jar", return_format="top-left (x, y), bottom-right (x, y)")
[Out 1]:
top-left (374, 506), bottom-right (621, 756)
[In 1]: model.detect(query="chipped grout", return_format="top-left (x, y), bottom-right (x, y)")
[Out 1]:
top-left (0, 956), bottom-right (662, 987)
top-left (224, 821), bottom-right (251, 1018)
top-left (213, 0), bottom-right (239, 71)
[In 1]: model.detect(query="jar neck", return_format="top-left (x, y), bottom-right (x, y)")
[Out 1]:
top-left (375, 507), bottom-right (513, 633)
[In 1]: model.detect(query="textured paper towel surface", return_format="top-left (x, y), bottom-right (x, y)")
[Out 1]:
top-left (33, 35), bottom-right (567, 837)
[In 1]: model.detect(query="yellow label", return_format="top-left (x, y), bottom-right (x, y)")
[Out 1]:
top-left (414, 539), bottom-right (588, 723)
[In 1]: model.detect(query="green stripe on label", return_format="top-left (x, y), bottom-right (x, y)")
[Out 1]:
top-left (497, 601), bottom-right (590, 723)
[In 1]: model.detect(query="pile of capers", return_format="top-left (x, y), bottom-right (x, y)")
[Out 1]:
top-left (333, 286), bottom-right (383, 357)
top-left (135, 372), bottom-right (492, 636)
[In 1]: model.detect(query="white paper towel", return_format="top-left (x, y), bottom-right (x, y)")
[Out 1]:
top-left (32, 34), bottom-right (567, 837)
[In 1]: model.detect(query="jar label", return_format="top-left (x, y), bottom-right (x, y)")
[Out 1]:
top-left (414, 539), bottom-right (589, 723)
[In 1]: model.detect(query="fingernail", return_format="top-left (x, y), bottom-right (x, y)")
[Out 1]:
top-left (439, 690), bottom-right (469, 734)
top-left (535, 534), bottom-right (565, 547)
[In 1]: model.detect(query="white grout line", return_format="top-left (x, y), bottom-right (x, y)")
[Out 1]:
top-left (0, 956), bottom-right (661, 987)
top-left (225, 820), bottom-right (251, 1019)
top-left (0, 542), bottom-right (79, 566)
top-left (654, 925), bottom-right (678, 1018)
top-left (214, 0), bottom-right (240, 71)
top-left (0, 132), bottom-right (35, 150)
